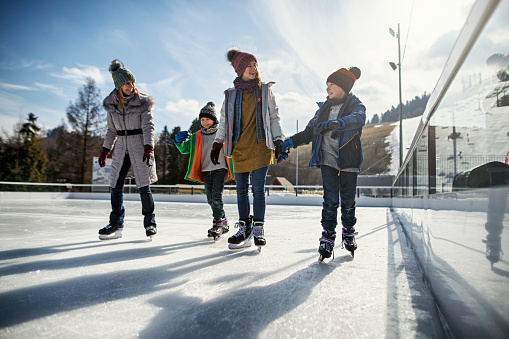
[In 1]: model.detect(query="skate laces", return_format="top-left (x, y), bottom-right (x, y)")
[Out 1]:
top-left (233, 221), bottom-right (248, 237)
top-left (253, 225), bottom-right (264, 238)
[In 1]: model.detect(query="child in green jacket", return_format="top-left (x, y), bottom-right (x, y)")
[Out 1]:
top-left (175, 102), bottom-right (234, 239)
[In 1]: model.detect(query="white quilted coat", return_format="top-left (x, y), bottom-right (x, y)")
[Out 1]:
top-left (102, 90), bottom-right (158, 188)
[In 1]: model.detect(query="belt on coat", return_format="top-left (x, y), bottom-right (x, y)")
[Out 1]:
top-left (117, 129), bottom-right (143, 136)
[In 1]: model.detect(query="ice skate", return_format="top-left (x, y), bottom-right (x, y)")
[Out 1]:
top-left (228, 219), bottom-right (253, 250)
top-left (253, 221), bottom-right (266, 252)
top-left (342, 227), bottom-right (358, 257)
top-left (145, 226), bottom-right (157, 240)
top-left (482, 235), bottom-right (502, 267)
top-left (99, 225), bottom-right (123, 240)
top-left (208, 217), bottom-right (229, 241)
top-left (318, 229), bottom-right (336, 262)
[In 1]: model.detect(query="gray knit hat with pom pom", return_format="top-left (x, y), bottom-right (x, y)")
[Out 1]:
top-left (109, 60), bottom-right (135, 90)
top-left (199, 102), bottom-right (217, 123)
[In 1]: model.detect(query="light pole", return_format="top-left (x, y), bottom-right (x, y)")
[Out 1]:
top-left (389, 23), bottom-right (403, 168)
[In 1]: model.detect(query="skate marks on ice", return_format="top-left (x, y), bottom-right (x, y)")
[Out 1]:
top-left (141, 263), bottom-right (337, 339)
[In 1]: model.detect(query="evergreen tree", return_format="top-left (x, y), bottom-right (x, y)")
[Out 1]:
top-left (0, 113), bottom-right (47, 186)
top-left (154, 125), bottom-right (172, 184)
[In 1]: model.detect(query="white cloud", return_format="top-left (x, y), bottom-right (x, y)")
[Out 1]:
top-left (257, 0), bottom-right (476, 120)
top-left (35, 83), bottom-right (65, 96)
top-left (165, 98), bottom-right (200, 116)
top-left (0, 59), bottom-right (52, 71)
top-left (51, 64), bottom-right (107, 85)
top-left (0, 82), bottom-right (35, 91)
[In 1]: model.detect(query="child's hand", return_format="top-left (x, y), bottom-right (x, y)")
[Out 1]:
top-left (210, 142), bottom-right (223, 165)
top-left (174, 131), bottom-right (189, 144)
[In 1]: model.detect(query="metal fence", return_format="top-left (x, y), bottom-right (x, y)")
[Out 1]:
top-left (0, 181), bottom-right (393, 198)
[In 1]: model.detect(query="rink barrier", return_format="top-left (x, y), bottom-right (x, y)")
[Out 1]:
top-left (0, 181), bottom-right (391, 207)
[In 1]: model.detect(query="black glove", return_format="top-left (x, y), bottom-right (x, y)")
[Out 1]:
top-left (210, 142), bottom-right (223, 165)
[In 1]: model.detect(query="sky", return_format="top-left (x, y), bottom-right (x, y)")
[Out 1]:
top-left (0, 0), bottom-right (476, 138)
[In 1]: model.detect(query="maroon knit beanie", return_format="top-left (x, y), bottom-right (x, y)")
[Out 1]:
top-left (226, 48), bottom-right (258, 77)
top-left (327, 67), bottom-right (361, 93)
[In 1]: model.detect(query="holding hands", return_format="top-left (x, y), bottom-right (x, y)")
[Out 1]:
top-left (275, 138), bottom-right (294, 163)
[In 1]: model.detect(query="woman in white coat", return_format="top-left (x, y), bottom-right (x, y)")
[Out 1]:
top-left (97, 60), bottom-right (158, 240)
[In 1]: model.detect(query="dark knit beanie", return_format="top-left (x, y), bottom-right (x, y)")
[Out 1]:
top-left (109, 59), bottom-right (136, 90)
top-left (327, 67), bottom-right (361, 93)
top-left (199, 102), bottom-right (217, 123)
top-left (226, 48), bottom-right (258, 77)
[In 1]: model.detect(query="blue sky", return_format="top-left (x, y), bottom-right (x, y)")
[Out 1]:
top-left (0, 0), bottom-right (475, 137)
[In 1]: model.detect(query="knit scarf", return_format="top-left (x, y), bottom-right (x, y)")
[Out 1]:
top-left (233, 77), bottom-right (257, 93)
top-left (201, 124), bottom-right (218, 135)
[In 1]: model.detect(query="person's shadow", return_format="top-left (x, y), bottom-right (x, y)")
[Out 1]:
top-left (140, 255), bottom-right (346, 338)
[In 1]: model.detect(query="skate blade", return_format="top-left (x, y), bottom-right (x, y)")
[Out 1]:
top-left (228, 239), bottom-right (252, 250)
top-left (99, 232), bottom-right (122, 240)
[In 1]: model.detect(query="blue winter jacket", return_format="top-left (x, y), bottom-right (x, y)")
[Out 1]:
top-left (290, 92), bottom-right (366, 171)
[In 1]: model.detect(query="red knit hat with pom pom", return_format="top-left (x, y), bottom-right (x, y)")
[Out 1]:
top-left (327, 67), bottom-right (361, 93)
top-left (227, 48), bottom-right (258, 77)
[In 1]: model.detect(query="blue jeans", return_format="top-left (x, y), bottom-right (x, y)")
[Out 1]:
top-left (234, 166), bottom-right (269, 222)
top-left (321, 165), bottom-right (357, 233)
top-left (109, 154), bottom-right (156, 228)
top-left (203, 169), bottom-right (227, 219)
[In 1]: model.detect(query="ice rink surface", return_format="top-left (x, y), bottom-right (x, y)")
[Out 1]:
top-left (0, 199), bottom-right (446, 338)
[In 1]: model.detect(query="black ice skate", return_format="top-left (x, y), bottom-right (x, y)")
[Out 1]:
top-left (253, 221), bottom-right (266, 252)
top-left (145, 226), bottom-right (157, 240)
top-left (482, 234), bottom-right (502, 267)
top-left (318, 229), bottom-right (336, 262)
top-left (208, 217), bottom-right (229, 241)
top-left (342, 227), bottom-right (358, 257)
top-left (228, 218), bottom-right (253, 250)
top-left (99, 225), bottom-right (123, 240)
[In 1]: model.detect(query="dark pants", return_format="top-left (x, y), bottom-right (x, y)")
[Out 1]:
top-left (109, 154), bottom-right (156, 228)
top-left (234, 166), bottom-right (269, 222)
top-left (203, 169), bottom-right (228, 219)
top-left (320, 165), bottom-right (358, 233)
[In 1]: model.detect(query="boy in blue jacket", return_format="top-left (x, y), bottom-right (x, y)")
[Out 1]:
top-left (279, 66), bottom-right (366, 260)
